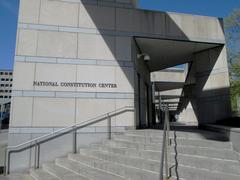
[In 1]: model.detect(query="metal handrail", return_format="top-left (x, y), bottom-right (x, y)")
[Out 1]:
top-left (4, 105), bottom-right (134, 175)
top-left (159, 103), bottom-right (171, 180)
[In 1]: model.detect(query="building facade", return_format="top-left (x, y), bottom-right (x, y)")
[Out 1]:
top-left (9, 0), bottom-right (231, 171)
top-left (0, 70), bottom-right (13, 125)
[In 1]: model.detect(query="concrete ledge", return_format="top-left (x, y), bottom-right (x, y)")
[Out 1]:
top-left (202, 124), bottom-right (240, 154)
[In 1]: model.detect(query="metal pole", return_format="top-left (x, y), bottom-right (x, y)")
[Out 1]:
top-left (7, 151), bottom-right (10, 174)
top-left (37, 144), bottom-right (40, 168)
top-left (108, 114), bottom-right (111, 140)
top-left (160, 117), bottom-right (166, 180)
top-left (73, 128), bottom-right (77, 154)
top-left (166, 109), bottom-right (170, 145)
top-left (158, 92), bottom-right (161, 123)
top-left (165, 108), bottom-right (170, 179)
top-left (4, 148), bottom-right (7, 175)
top-left (164, 122), bottom-right (169, 179)
top-left (34, 144), bottom-right (37, 169)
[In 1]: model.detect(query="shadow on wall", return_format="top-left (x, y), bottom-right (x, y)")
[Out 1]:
top-left (177, 46), bottom-right (231, 125)
top-left (82, 1), bottom-right (227, 126)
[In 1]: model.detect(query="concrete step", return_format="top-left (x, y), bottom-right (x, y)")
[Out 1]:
top-left (68, 153), bottom-right (163, 180)
top-left (170, 164), bottom-right (240, 180)
top-left (42, 163), bottom-right (89, 180)
top-left (126, 129), bottom-right (228, 141)
top-left (0, 174), bottom-right (34, 180)
top-left (55, 158), bottom-right (125, 180)
top-left (3, 129), bottom-right (240, 180)
top-left (115, 132), bottom-right (231, 149)
top-left (115, 132), bottom-right (228, 143)
top-left (29, 169), bottom-right (59, 180)
top-left (79, 148), bottom-right (240, 176)
top-left (69, 152), bottom-right (240, 180)
top-left (89, 142), bottom-right (240, 162)
top-left (115, 135), bottom-right (233, 149)
top-left (106, 137), bottom-right (232, 151)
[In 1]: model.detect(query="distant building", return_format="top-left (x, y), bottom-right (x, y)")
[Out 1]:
top-left (0, 70), bottom-right (13, 126)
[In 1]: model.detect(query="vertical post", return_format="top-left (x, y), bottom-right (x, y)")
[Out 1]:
top-left (164, 120), bottom-right (169, 179)
top-left (4, 148), bottom-right (8, 175)
top-left (7, 151), bottom-right (10, 174)
top-left (34, 143), bottom-right (37, 169)
top-left (165, 107), bottom-right (170, 179)
top-left (160, 115), bottom-right (166, 180)
top-left (108, 114), bottom-right (111, 140)
top-left (73, 128), bottom-right (77, 154)
top-left (36, 144), bottom-right (40, 168)
top-left (33, 142), bottom-right (40, 169)
top-left (158, 92), bottom-right (161, 123)
top-left (166, 109), bottom-right (170, 145)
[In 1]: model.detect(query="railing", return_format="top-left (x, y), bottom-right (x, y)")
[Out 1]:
top-left (4, 106), bottom-right (134, 175)
top-left (159, 103), bottom-right (171, 180)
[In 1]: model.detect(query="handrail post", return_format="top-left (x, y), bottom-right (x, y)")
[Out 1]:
top-left (160, 116), bottom-right (166, 180)
top-left (37, 144), bottom-right (40, 168)
top-left (7, 151), bottom-right (10, 174)
top-left (165, 109), bottom-right (169, 179)
top-left (160, 106), bottom-right (170, 180)
top-left (33, 141), bottom-right (40, 169)
top-left (107, 114), bottom-right (111, 140)
top-left (73, 127), bottom-right (77, 154)
top-left (4, 148), bottom-right (8, 175)
top-left (34, 142), bottom-right (37, 169)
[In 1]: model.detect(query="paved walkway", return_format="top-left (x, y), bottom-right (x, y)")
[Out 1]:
top-left (0, 130), bottom-right (8, 167)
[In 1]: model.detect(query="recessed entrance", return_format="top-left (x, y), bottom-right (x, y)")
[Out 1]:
top-left (134, 37), bottom-right (229, 127)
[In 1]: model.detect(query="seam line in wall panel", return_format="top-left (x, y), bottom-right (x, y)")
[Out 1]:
top-left (75, 65), bottom-right (77, 124)
top-left (38, 0), bottom-right (42, 24)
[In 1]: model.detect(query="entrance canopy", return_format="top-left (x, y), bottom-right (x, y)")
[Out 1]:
top-left (135, 37), bottom-right (223, 71)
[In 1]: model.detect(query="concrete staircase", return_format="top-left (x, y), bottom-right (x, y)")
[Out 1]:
top-left (2, 129), bottom-right (240, 180)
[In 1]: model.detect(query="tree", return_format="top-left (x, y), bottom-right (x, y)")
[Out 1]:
top-left (224, 9), bottom-right (240, 111)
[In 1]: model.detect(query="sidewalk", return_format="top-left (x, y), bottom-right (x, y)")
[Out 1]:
top-left (0, 130), bottom-right (8, 167)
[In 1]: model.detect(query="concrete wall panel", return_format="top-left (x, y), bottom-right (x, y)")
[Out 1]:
top-left (35, 63), bottom-right (76, 91)
top-left (115, 67), bottom-right (134, 93)
top-left (211, 72), bottom-right (230, 90)
top-left (76, 99), bottom-right (116, 126)
top-left (116, 37), bottom-right (131, 61)
top-left (37, 31), bottom-right (78, 58)
top-left (194, 46), bottom-right (231, 124)
top-left (116, 8), bottom-right (133, 32)
top-left (39, 0), bottom-right (78, 27)
top-left (19, 0), bottom-right (40, 24)
top-left (17, 29), bottom-right (38, 56)
top-left (77, 65), bottom-right (115, 92)
top-left (116, 8), bottom-right (155, 33)
top-left (166, 13), bottom-right (184, 38)
top-left (32, 97), bottom-right (75, 127)
top-left (78, 33), bottom-right (115, 60)
top-left (116, 99), bottom-right (134, 126)
top-left (79, 4), bottom-right (115, 30)
top-left (154, 12), bottom-right (166, 35)
top-left (210, 47), bottom-right (228, 70)
top-left (10, 97), bottom-right (33, 127)
top-left (195, 50), bottom-right (210, 73)
top-left (13, 62), bottom-right (35, 91)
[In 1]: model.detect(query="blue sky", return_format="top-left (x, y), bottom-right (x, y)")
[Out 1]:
top-left (0, 0), bottom-right (240, 70)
